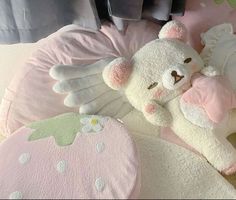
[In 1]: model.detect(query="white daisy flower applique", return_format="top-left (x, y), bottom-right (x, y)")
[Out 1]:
top-left (80, 116), bottom-right (108, 133)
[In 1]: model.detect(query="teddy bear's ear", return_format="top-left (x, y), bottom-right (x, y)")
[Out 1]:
top-left (158, 20), bottom-right (187, 42)
top-left (103, 57), bottom-right (132, 90)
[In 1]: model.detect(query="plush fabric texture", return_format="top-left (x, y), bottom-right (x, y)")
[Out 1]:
top-left (133, 131), bottom-right (236, 199)
top-left (50, 57), bottom-right (133, 115)
top-left (100, 35), bottom-right (203, 127)
top-left (182, 73), bottom-right (236, 124)
top-left (101, 21), bottom-right (203, 126)
top-left (101, 21), bottom-right (236, 174)
top-left (50, 20), bottom-right (236, 174)
top-left (174, 0), bottom-right (236, 52)
top-left (0, 21), bottom-right (160, 136)
top-left (28, 113), bottom-right (101, 146)
top-left (180, 96), bottom-right (217, 130)
top-left (2, 110), bottom-right (236, 199)
top-left (0, 113), bottom-right (140, 199)
top-left (49, 20), bottom-right (236, 174)
top-left (160, 23), bottom-right (236, 170)
top-left (158, 20), bottom-right (187, 42)
top-left (102, 57), bottom-right (132, 90)
top-left (167, 95), bottom-right (236, 175)
top-left (120, 111), bottom-right (236, 198)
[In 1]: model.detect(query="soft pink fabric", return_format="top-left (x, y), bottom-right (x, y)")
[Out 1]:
top-left (160, 74), bottom-right (236, 154)
top-left (223, 163), bottom-right (236, 175)
top-left (174, 0), bottom-right (236, 52)
top-left (163, 26), bottom-right (187, 42)
top-left (182, 73), bottom-right (236, 123)
top-left (144, 104), bottom-right (157, 114)
top-left (0, 21), bottom-right (160, 136)
top-left (0, 118), bottom-right (140, 199)
top-left (110, 60), bottom-right (132, 88)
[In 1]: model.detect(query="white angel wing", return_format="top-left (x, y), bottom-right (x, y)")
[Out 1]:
top-left (49, 58), bottom-right (133, 118)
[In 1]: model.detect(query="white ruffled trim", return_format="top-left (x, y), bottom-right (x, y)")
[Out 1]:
top-left (200, 23), bottom-right (233, 65)
top-left (200, 65), bottom-right (221, 77)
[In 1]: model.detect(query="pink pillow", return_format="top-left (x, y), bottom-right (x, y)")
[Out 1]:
top-left (0, 21), bottom-right (160, 136)
top-left (174, 0), bottom-right (236, 52)
top-left (0, 114), bottom-right (140, 199)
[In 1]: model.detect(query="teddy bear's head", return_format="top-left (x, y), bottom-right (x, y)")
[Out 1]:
top-left (103, 21), bottom-right (204, 111)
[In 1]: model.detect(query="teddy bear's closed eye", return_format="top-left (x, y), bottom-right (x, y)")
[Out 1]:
top-left (148, 82), bottom-right (158, 90)
top-left (184, 57), bottom-right (192, 63)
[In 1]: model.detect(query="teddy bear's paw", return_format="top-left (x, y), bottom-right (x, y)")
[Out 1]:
top-left (200, 66), bottom-right (221, 77)
top-left (144, 107), bottom-right (172, 127)
top-left (222, 163), bottom-right (236, 175)
top-left (144, 104), bottom-right (158, 114)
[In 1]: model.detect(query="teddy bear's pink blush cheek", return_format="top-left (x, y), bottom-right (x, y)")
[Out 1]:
top-left (153, 89), bottom-right (164, 99)
top-left (145, 104), bottom-right (157, 114)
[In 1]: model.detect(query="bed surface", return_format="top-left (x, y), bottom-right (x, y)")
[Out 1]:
top-left (1, 21), bottom-right (236, 198)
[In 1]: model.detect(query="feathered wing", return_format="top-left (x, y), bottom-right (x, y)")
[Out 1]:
top-left (49, 58), bottom-right (133, 118)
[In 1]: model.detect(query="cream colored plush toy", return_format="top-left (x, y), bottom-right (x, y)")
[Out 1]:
top-left (50, 21), bottom-right (236, 175)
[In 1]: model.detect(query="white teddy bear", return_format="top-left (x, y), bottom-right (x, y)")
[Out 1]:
top-left (102, 21), bottom-right (236, 175)
top-left (103, 21), bottom-right (203, 127)
top-left (50, 21), bottom-right (236, 175)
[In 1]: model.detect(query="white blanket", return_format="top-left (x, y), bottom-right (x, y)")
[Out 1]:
top-left (122, 110), bottom-right (236, 199)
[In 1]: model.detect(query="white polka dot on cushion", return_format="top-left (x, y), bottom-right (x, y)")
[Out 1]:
top-left (9, 191), bottom-right (23, 199)
top-left (96, 142), bottom-right (105, 153)
top-left (18, 153), bottom-right (31, 165)
top-left (56, 160), bottom-right (67, 173)
top-left (0, 116), bottom-right (140, 199)
top-left (95, 177), bottom-right (105, 192)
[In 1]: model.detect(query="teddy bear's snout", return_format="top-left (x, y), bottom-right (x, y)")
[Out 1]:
top-left (171, 70), bottom-right (185, 85)
top-left (162, 64), bottom-right (190, 90)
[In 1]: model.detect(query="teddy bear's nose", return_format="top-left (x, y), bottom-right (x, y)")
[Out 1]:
top-left (171, 70), bottom-right (184, 84)
top-left (171, 70), bottom-right (178, 77)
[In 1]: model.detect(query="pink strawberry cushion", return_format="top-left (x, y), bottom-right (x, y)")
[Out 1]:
top-left (0, 113), bottom-right (140, 199)
top-left (0, 21), bottom-right (160, 136)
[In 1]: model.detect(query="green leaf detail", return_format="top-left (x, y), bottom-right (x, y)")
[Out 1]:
top-left (214, 0), bottom-right (225, 4)
top-left (227, 0), bottom-right (236, 7)
top-left (28, 113), bottom-right (83, 146)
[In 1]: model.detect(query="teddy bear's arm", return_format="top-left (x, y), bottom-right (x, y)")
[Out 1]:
top-left (143, 100), bottom-right (172, 127)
